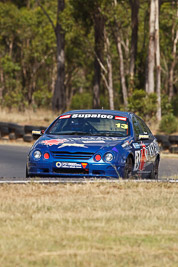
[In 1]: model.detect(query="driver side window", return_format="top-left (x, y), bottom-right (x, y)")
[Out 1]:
top-left (132, 116), bottom-right (142, 139)
top-left (136, 116), bottom-right (152, 137)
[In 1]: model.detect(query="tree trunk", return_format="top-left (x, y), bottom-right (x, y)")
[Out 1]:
top-left (113, 0), bottom-right (128, 107)
top-left (129, 0), bottom-right (139, 94)
top-left (106, 41), bottom-right (114, 110)
top-left (103, 30), bottom-right (114, 110)
top-left (155, 0), bottom-right (161, 121)
top-left (146, 0), bottom-right (156, 94)
top-left (169, 2), bottom-right (178, 100)
top-left (0, 69), bottom-right (4, 100)
top-left (37, 0), bottom-right (66, 111)
top-left (9, 39), bottom-right (13, 58)
top-left (93, 10), bottom-right (104, 109)
top-left (51, 57), bottom-right (57, 96)
top-left (115, 31), bottom-right (128, 107)
top-left (52, 0), bottom-right (66, 112)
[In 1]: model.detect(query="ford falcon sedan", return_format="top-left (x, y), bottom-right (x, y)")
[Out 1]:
top-left (26, 109), bottom-right (160, 179)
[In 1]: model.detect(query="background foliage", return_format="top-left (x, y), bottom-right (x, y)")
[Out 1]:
top-left (0, 0), bottom-right (177, 130)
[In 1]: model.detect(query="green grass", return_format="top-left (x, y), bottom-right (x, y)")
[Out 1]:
top-left (0, 182), bottom-right (178, 267)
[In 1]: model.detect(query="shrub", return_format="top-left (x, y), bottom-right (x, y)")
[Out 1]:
top-left (128, 89), bottom-right (157, 120)
top-left (128, 89), bottom-right (146, 115)
top-left (161, 95), bottom-right (173, 116)
top-left (159, 113), bottom-right (177, 134)
top-left (70, 92), bottom-right (92, 110)
top-left (3, 86), bottom-right (26, 111)
top-left (171, 95), bottom-right (178, 117)
top-left (33, 89), bottom-right (52, 108)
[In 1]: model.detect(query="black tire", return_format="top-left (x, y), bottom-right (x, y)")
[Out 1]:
top-left (158, 144), bottom-right (163, 151)
top-left (15, 126), bottom-right (25, 138)
top-left (162, 141), bottom-right (171, 150)
top-left (149, 159), bottom-right (159, 180)
top-left (26, 165), bottom-right (30, 178)
top-left (9, 132), bottom-right (16, 140)
top-left (23, 134), bottom-right (33, 142)
top-left (24, 125), bottom-right (40, 134)
top-left (169, 135), bottom-right (178, 144)
top-left (1, 126), bottom-right (9, 136)
top-left (26, 165), bottom-right (34, 178)
top-left (155, 135), bottom-right (169, 143)
top-left (123, 156), bottom-right (133, 179)
top-left (169, 146), bottom-right (178, 154)
top-left (0, 122), bottom-right (8, 128)
top-left (8, 123), bottom-right (20, 133)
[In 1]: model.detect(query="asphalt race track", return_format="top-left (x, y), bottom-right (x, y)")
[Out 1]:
top-left (0, 145), bottom-right (178, 182)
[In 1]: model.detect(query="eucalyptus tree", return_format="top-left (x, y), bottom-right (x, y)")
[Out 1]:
top-left (145, 0), bottom-right (161, 120)
top-left (129, 0), bottom-right (140, 94)
top-left (38, 0), bottom-right (66, 112)
top-left (0, 0), bottom-right (56, 109)
top-left (155, 0), bottom-right (161, 121)
top-left (70, 0), bottom-right (105, 109)
top-left (112, 0), bottom-right (130, 107)
top-left (0, 2), bottom-right (22, 107)
top-left (146, 0), bottom-right (156, 94)
top-left (168, 1), bottom-right (178, 100)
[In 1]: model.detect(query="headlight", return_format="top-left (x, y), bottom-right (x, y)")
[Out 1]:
top-left (33, 150), bottom-right (42, 159)
top-left (104, 152), bottom-right (114, 162)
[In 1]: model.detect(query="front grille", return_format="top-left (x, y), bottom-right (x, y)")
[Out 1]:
top-left (51, 151), bottom-right (94, 160)
top-left (53, 168), bottom-right (89, 174)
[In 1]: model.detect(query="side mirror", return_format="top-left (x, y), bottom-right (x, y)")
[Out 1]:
top-left (138, 134), bottom-right (149, 140)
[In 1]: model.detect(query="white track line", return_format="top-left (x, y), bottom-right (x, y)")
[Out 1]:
top-left (0, 179), bottom-right (178, 184)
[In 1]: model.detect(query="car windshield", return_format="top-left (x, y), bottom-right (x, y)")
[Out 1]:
top-left (47, 113), bottom-right (130, 137)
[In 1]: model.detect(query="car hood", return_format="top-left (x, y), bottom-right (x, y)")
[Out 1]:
top-left (35, 134), bottom-right (129, 153)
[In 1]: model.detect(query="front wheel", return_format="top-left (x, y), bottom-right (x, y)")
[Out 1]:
top-left (123, 156), bottom-right (133, 179)
top-left (26, 165), bottom-right (30, 178)
top-left (149, 159), bottom-right (159, 180)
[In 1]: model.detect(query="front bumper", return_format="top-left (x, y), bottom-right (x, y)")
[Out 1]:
top-left (27, 161), bottom-right (124, 178)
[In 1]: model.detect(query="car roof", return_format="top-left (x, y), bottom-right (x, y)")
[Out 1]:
top-left (61, 109), bottom-right (132, 118)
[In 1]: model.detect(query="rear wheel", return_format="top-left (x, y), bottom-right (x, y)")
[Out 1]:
top-left (123, 156), bottom-right (133, 179)
top-left (149, 158), bottom-right (159, 180)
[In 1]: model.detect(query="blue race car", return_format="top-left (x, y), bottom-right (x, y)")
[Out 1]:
top-left (26, 110), bottom-right (160, 179)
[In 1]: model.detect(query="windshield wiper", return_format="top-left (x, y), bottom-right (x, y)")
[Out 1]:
top-left (92, 132), bottom-right (126, 137)
top-left (48, 131), bottom-right (126, 137)
top-left (49, 131), bottom-right (93, 136)
top-left (65, 131), bottom-right (90, 135)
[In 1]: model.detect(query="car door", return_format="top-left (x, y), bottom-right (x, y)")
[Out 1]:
top-left (132, 115), bottom-right (154, 175)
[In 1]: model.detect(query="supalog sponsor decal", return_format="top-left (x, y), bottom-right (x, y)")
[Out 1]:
top-left (71, 114), bottom-right (128, 121)
top-left (56, 162), bottom-right (82, 169)
top-left (71, 113), bottom-right (114, 119)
